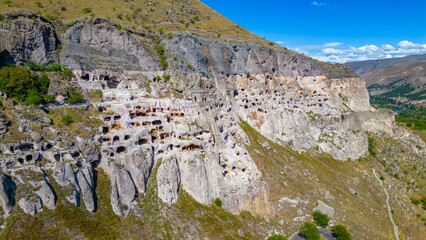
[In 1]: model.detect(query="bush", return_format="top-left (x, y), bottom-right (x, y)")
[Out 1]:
top-left (214, 198), bottom-right (222, 207)
top-left (313, 211), bottom-right (329, 227)
top-left (299, 222), bottom-right (320, 240)
top-left (61, 6), bottom-right (67, 11)
top-left (45, 14), bottom-right (55, 21)
top-left (332, 225), bottom-right (351, 240)
top-left (43, 94), bottom-right (56, 104)
top-left (117, 13), bottom-right (122, 20)
top-left (61, 113), bottom-right (74, 125)
top-left (35, 1), bottom-right (42, 7)
top-left (0, 13), bottom-right (4, 21)
top-left (368, 137), bottom-right (376, 157)
top-left (267, 234), bottom-right (287, 240)
top-left (158, 28), bottom-right (164, 34)
top-left (411, 198), bottom-right (421, 205)
top-left (82, 7), bottom-right (92, 14)
top-left (0, 66), bottom-right (37, 102)
top-left (25, 88), bottom-right (43, 105)
top-left (269, 42), bottom-right (274, 46)
top-left (155, 45), bottom-right (165, 55)
top-left (66, 91), bottom-right (84, 104)
top-left (27, 62), bottom-right (46, 71)
top-left (37, 74), bottom-right (50, 94)
top-left (46, 62), bottom-right (62, 72)
top-left (89, 89), bottom-right (102, 102)
top-left (63, 67), bottom-right (73, 78)
top-left (116, 24), bottom-right (122, 30)
top-left (163, 74), bottom-right (170, 81)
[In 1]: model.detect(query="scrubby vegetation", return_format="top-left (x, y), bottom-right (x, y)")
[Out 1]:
top-left (299, 222), bottom-right (320, 240)
top-left (367, 137), bottom-right (376, 157)
top-left (313, 211), bottom-right (329, 227)
top-left (331, 225), bottom-right (351, 240)
top-left (214, 198), bottom-right (222, 208)
top-left (0, 66), bottom-right (55, 105)
top-left (66, 90), bottom-right (84, 104)
top-left (267, 234), bottom-right (287, 240)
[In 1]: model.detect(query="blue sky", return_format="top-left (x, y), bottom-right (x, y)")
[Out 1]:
top-left (202, 0), bottom-right (426, 63)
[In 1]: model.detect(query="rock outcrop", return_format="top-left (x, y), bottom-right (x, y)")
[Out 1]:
top-left (0, 173), bottom-right (15, 216)
top-left (157, 156), bottom-right (181, 205)
top-left (0, 11), bottom-right (58, 66)
top-left (109, 163), bottom-right (137, 216)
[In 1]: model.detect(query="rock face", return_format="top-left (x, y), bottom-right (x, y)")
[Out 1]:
top-left (157, 156), bottom-right (181, 205)
top-left (164, 33), bottom-right (356, 79)
top-left (0, 173), bottom-right (15, 216)
top-left (76, 166), bottom-right (96, 212)
top-left (61, 18), bottom-right (160, 71)
top-left (109, 163), bottom-right (137, 216)
top-left (120, 147), bottom-right (154, 194)
top-left (0, 11), bottom-right (58, 66)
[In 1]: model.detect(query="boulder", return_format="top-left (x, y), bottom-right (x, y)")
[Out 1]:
top-left (18, 197), bottom-right (42, 216)
top-left (314, 200), bottom-right (334, 218)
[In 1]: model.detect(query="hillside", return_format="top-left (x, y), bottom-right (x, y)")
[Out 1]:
top-left (0, 1), bottom-right (425, 240)
top-left (345, 54), bottom-right (426, 76)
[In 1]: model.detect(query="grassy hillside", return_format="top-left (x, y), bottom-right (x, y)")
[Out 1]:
top-left (0, 0), bottom-right (274, 46)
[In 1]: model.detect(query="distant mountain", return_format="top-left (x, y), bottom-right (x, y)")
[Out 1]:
top-left (346, 54), bottom-right (426, 76)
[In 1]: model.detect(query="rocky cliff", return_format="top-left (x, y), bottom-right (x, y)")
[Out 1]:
top-left (0, 7), bottom-right (425, 240)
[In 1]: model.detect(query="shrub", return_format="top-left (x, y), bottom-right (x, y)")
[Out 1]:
top-left (269, 42), bottom-right (274, 46)
top-left (331, 225), bottom-right (351, 240)
top-left (190, 19), bottom-right (195, 24)
top-left (89, 89), bottom-right (102, 102)
top-left (155, 45), bottom-right (165, 55)
top-left (25, 88), bottom-right (43, 105)
top-left (217, 33), bottom-right (221, 37)
top-left (37, 74), bottom-right (50, 94)
top-left (117, 13), bottom-right (122, 20)
top-left (179, 19), bottom-right (184, 24)
top-left (214, 198), bottom-right (222, 207)
top-left (155, 76), bottom-right (161, 81)
top-left (421, 197), bottom-right (426, 210)
top-left (45, 14), bottom-right (55, 21)
top-left (299, 222), bottom-right (320, 240)
top-left (63, 67), bottom-right (73, 78)
top-left (0, 14), bottom-right (4, 21)
top-left (61, 6), bottom-right (67, 11)
top-left (43, 94), bottom-right (56, 104)
top-left (185, 23), bottom-right (189, 28)
top-left (27, 62), bottom-right (46, 71)
top-left (160, 58), bottom-right (168, 69)
top-left (379, 176), bottom-right (384, 181)
top-left (158, 28), bottom-right (164, 34)
top-left (368, 137), bottom-right (376, 157)
top-left (313, 211), bottom-right (329, 228)
top-left (46, 62), bottom-right (62, 72)
top-left (163, 74), bottom-right (170, 81)
top-left (66, 91), bottom-right (84, 104)
top-left (411, 198), bottom-right (421, 205)
top-left (35, 1), bottom-right (42, 7)
top-left (116, 24), bottom-right (122, 30)
top-left (61, 113), bottom-right (74, 125)
top-left (193, 16), bottom-right (199, 21)
top-left (267, 234), bottom-right (287, 240)
top-left (82, 7), bottom-right (92, 14)
top-left (4, 0), bottom-right (12, 6)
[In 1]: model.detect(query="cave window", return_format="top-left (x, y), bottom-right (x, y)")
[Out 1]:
top-left (116, 146), bottom-right (126, 154)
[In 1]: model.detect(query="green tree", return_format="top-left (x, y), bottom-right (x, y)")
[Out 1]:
top-left (267, 234), bottom-right (287, 240)
top-left (331, 225), bottom-right (351, 240)
top-left (66, 91), bottom-right (84, 104)
top-left (299, 222), bottom-right (320, 240)
top-left (313, 211), bottom-right (330, 227)
top-left (0, 66), bottom-right (37, 102)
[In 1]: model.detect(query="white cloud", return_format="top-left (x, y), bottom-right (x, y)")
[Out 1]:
top-left (381, 44), bottom-right (395, 50)
top-left (311, 1), bottom-right (327, 6)
top-left (275, 41), bottom-right (286, 44)
top-left (323, 42), bottom-right (343, 47)
top-left (304, 40), bottom-right (426, 63)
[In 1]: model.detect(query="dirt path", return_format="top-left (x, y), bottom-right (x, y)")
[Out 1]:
top-left (372, 168), bottom-right (399, 240)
